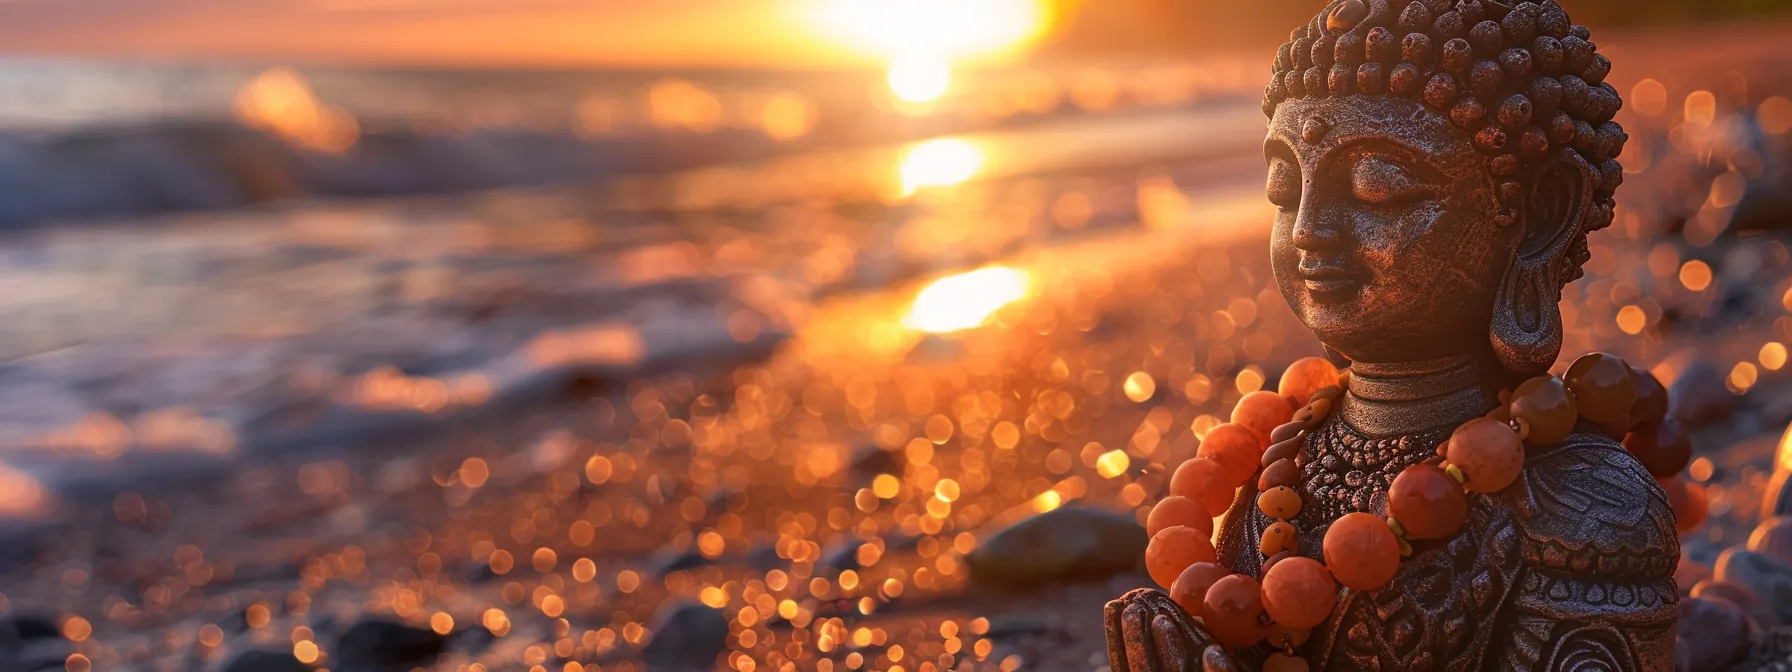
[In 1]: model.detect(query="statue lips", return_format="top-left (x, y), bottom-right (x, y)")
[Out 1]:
top-left (1297, 261), bottom-right (1362, 301)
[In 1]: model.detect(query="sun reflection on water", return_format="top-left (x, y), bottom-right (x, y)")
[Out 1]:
top-left (904, 266), bottom-right (1032, 334)
top-left (899, 137), bottom-right (984, 195)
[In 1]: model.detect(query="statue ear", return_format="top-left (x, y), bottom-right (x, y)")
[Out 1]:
top-left (1490, 150), bottom-right (1596, 377)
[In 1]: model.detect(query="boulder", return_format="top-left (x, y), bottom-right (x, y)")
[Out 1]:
top-left (965, 506), bottom-right (1147, 589)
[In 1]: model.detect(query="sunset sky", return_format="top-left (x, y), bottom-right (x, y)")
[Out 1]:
top-left (0, 0), bottom-right (1057, 68)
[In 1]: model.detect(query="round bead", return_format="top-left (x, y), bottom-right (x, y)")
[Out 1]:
top-left (1233, 391), bottom-right (1295, 447)
top-left (1270, 420), bottom-right (1308, 445)
top-left (1564, 353), bottom-right (1638, 433)
top-left (1171, 458), bottom-right (1238, 518)
top-left (1146, 525), bottom-right (1217, 589)
top-left (1147, 495), bottom-right (1215, 539)
top-left (1388, 464), bottom-right (1469, 539)
top-left (1259, 459), bottom-right (1303, 491)
top-left (1624, 417), bottom-right (1692, 479)
top-left (1279, 358), bottom-right (1341, 408)
top-left (1661, 477), bottom-right (1709, 534)
top-left (1168, 561), bottom-right (1229, 616)
top-left (1510, 375), bottom-right (1578, 446)
top-left (1262, 550), bottom-right (1294, 575)
top-left (1445, 417), bottom-right (1526, 493)
top-left (1261, 557), bottom-right (1337, 629)
top-left (1259, 486), bottom-right (1304, 520)
top-left (1198, 423), bottom-right (1266, 488)
top-left (1261, 521), bottom-right (1299, 556)
top-left (1201, 574), bottom-right (1269, 648)
top-left (1323, 512), bottom-right (1401, 591)
top-left (1628, 368), bottom-right (1669, 431)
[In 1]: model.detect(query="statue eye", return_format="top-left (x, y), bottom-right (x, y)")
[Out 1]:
top-left (1267, 158), bottom-right (1301, 210)
top-left (1351, 156), bottom-right (1435, 205)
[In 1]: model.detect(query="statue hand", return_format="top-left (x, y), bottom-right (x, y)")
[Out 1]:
top-left (1104, 588), bottom-right (1241, 672)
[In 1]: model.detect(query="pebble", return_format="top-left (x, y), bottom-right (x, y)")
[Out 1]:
top-left (1669, 362), bottom-right (1734, 429)
top-left (1690, 579), bottom-right (1775, 627)
top-left (332, 618), bottom-right (449, 672)
top-left (1676, 596), bottom-right (1754, 672)
top-left (641, 601), bottom-right (729, 671)
top-left (647, 548), bottom-right (712, 577)
top-left (1750, 516), bottom-right (1792, 565)
top-left (1676, 559), bottom-right (1713, 598)
top-left (1714, 548), bottom-right (1792, 625)
top-left (965, 506), bottom-right (1147, 589)
top-left (221, 649), bottom-right (312, 672)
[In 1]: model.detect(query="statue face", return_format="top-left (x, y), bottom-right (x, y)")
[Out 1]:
top-left (1266, 95), bottom-right (1520, 364)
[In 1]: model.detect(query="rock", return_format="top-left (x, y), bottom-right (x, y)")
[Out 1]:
top-left (647, 549), bottom-right (711, 577)
top-left (964, 506), bottom-right (1148, 589)
top-left (640, 601), bottom-right (728, 671)
top-left (1749, 516), bottom-right (1792, 565)
top-left (1676, 597), bottom-right (1754, 672)
top-left (821, 538), bottom-right (863, 571)
top-left (1714, 548), bottom-right (1792, 625)
top-left (0, 616), bottom-right (59, 648)
top-left (746, 544), bottom-right (786, 572)
top-left (851, 444), bottom-right (902, 477)
top-left (222, 650), bottom-right (312, 672)
top-left (332, 618), bottom-right (449, 672)
top-left (1690, 580), bottom-right (1775, 627)
top-left (1669, 362), bottom-right (1734, 429)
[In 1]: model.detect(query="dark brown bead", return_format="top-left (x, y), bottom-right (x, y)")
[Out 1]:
top-left (1519, 127), bottom-right (1550, 159)
top-left (1583, 53), bottom-right (1612, 85)
top-left (1399, 2), bottom-right (1434, 34)
top-left (1629, 368), bottom-right (1669, 431)
top-left (1498, 180), bottom-right (1523, 203)
top-left (1458, 0), bottom-right (1487, 24)
top-left (1441, 38), bottom-right (1474, 73)
top-left (1366, 27), bottom-right (1398, 63)
top-left (1565, 353), bottom-right (1638, 430)
top-left (1262, 436), bottom-right (1303, 468)
top-left (1529, 77), bottom-right (1563, 117)
top-left (1312, 35), bottom-right (1336, 67)
top-left (1294, 37), bottom-right (1315, 69)
top-left (1259, 458), bottom-right (1302, 491)
top-left (1474, 126), bottom-right (1510, 154)
top-left (1304, 68), bottom-right (1327, 97)
top-left (1498, 94), bottom-right (1534, 129)
top-left (1389, 464), bottom-right (1469, 540)
top-left (1540, 9), bottom-right (1570, 38)
top-left (1624, 417), bottom-right (1692, 478)
top-left (1262, 551), bottom-right (1295, 575)
top-left (1330, 63), bottom-right (1355, 95)
top-left (1561, 75), bottom-right (1590, 114)
top-left (1502, 6), bottom-right (1540, 43)
top-left (1469, 20), bottom-right (1505, 55)
top-left (1334, 33), bottom-right (1364, 65)
top-left (1402, 33), bottom-right (1433, 64)
top-left (1451, 96), bottom-right (1487, 128)
top-left (1423, 73), bottom-right (1460, 110)
top-left (1547, 111), bottom-right (1576, 145)
top-left (1389, 63), bottom-right (1424, 97)
top-left (1511, 375), bottom-right (1577, 446)
top-left (1499, 47), bottom-right (1533, 80)
top-left (1533, 36), bottom-right (1565, 74)
top-left (1357, 63), bottom-right (1385, 95)
top-left (1434, 11), bottom-right (1466, 40)
top-left (1276, 42), bottom-right (1294, 72)
top-left (1569, 24), bottom-right (1591, 40)
top-left (1491, 154), bottom-right (1520, 177)
top-left (1588, 83), bottom-right (1621, 123)
top-left (1598, 121), bottom-right (1628, 159)
top-left (1471, 60), bottom-right (1505, 99)
top-left (1270, 421), bottom-right (1308, 445)
top-left (1285, 70), bottom-right (1306, 97)
top-left (1571, 119), bottom-right (1597, 155)
top-left (1561, 36), bottom-right (1595, 73)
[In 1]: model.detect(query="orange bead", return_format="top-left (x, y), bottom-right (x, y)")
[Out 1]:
top-left (1232, 391), bottom-right (1295, 447)
top-left (1387, 464), bottom-right (1468, 540)
top-left (1322, 512), bottom-right (1401, 591)
top-left (1197, 423), bottom-right (1264, 488)
top-left (1168, 561), bottom-right (1229, 616)
top-left (1201, 574), bottom-right (1269, 648)
top-left (1170, 458), bottom-right (1238, 517)
top-left (1629, 368), bottom-right (1669, 431)
top-left (1661, 477), bottom-right (1709, 534)
top-left (1146, 525), bottom-right (1217, 589)
top-left (1509, 375), bottom-right (1578, 446)
top-left (1261, 556), bottom-right (1337, 629)
top-left (1279, 357), bottom-right (1341, 408)
top-left (1445, 417), bottom-right (1526, 494)
top-left (1147, 496), bottom-right (1215, 539)
top-left (1258, 486), bottom-right (1304, 520)
top-left (1624, 416), bottom-right (1692, 479)
top-left (1564, 353), bottom-right (1637, 432)
top-left (1260, 521), bottom-right (1299, 556)
top-left (1264, 653), bottom-right (1310, 672)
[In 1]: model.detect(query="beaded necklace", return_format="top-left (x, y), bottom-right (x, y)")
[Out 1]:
top-left (1141, 353), bottom-right (1704, 670)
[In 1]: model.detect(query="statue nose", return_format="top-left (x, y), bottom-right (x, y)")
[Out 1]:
top-left (1292, 209), bottom-right (1344, 252)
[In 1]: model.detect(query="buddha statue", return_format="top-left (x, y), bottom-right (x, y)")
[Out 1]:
top-left (1104, 0), bottom-right (1688, 669)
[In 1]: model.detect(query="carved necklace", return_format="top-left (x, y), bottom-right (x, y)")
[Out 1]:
top-left (1141, 353), bottom-right (1703, 671)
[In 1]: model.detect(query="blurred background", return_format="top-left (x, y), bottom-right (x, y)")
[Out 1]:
top-left (2, 1), bottom-right (1792, 671)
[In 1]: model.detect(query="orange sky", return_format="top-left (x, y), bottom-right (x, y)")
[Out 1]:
top-left (0, 0), bottom-right (885, 68)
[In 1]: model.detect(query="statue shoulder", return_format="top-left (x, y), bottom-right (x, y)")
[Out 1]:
top-left (1494, 430), bottom-right (1679, 580)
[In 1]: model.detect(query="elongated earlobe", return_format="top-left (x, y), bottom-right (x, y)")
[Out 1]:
top-left (1489, 151), bottom-right (1594, 377)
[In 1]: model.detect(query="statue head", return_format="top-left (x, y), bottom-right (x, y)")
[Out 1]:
top-left (1262, 0), bottom-right (1625, 378)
